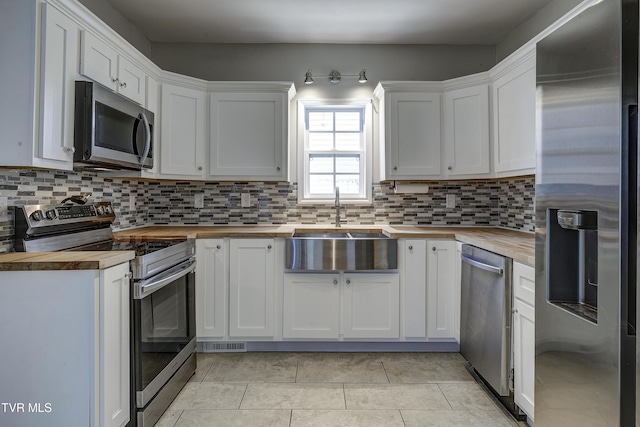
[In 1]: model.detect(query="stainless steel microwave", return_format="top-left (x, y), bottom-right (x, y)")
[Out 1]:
top-left (74, 81), bottom-right (154, 170)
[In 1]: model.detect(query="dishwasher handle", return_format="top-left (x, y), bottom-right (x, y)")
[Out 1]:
top-left (461, 253), bottom-right (504, 276)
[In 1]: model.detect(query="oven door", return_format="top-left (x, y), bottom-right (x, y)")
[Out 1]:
top-left (132, 258), bottom-right (196, 408)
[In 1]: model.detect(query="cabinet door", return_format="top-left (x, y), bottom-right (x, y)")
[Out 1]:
top-left (196, 239), bottom-right (227, 339)
top-left (160, 83), bottom-right (207, 177)
top-left (513, 298), bottom-right (535, 420)
top-left (492, 55), bottom-right (536, 175)
top-left (402, 239), bottom-right (427, 338)
top-left (39, 4), bottom-right (78, 164)
top-left (443, 85), bottom-right (490, 177)
top-left (283, 273), bottom-right (340, 339)
top-left (80, 31), bottom-right (118, 92)
top-left (209, 92), bottom-right (286, 179)
top-left (426, 240), bottom-right (456, 339)
top-left (513, 261), bottom-right (535, 307)
top-left (229, 239), bottom-right (275, 338)
top-left (387, 92), bottom-right (441, 178)
top-left (100, 263), bottom-right (130, 427)
top-left (343, 273), bottom-right (400, 339)
top-left (117, 55), bottom-right (145, 105)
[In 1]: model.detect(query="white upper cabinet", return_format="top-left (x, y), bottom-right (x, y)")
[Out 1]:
top-left (443, 84), bottom-right (491, 177)
top-left (159, 83), bottom-right (207, 178)
top-left (80, 30), bottom-right (146, 105)
top-left (491, 52), bottom-right (536, 176)
top-left (376, 83), bottom-right (442, 180)
top-left (0, 1), bottom-right (79, 170)
top-left (209, 83), bottom-right (294, 181)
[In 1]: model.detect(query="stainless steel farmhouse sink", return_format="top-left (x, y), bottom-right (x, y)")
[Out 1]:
top-left (285, 229), bottom-right (397, 271)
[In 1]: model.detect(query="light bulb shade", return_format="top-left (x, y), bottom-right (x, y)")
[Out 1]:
top-left (304, 70), bottom-right (314, 84)
top-left (358, 69), bottom-right (367, 83)
top-left (329, 70), bottom-right (341, 84)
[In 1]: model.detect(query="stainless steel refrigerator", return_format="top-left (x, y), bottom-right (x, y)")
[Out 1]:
top-left (535, 0), bottom-right (638, 425)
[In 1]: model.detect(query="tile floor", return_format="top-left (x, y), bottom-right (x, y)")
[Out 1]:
top-left (156, 352), bottom-right (522, 427)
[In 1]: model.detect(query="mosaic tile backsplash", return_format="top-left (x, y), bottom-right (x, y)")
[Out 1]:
top-left (0, 168), bottom-right (535, 252)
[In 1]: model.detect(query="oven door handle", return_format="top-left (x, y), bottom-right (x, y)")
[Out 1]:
top-left (134, 258), bottom-right (196, 299)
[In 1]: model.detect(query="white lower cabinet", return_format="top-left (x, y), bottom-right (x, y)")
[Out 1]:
top-left (402, 239), bottom-right (427, 338)
top-left (229, 239), bottom-right (276, 338)
top-left (283, 272), bottom-right (400, 340)
top-left (0, 262), bottom-right (129, 427)
top-left (195, 239), bottom-right (227, 339)
top-left (512, 261), bottom-right (535, 420)
top-left (283, 273), bottom-right (341, 339)
top-left (426, 240), bottom-right (457, 339)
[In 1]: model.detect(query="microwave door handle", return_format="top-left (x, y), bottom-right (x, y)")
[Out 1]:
top-left (137, 112), bottom-right (151, 164)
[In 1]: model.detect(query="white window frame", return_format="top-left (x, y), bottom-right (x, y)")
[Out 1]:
top-left (297, 99), bottom-right (373, 204)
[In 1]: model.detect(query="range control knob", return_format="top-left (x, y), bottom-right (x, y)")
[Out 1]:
top-left (104, 205), bottom-right (113, 215)
top-left (30, 210), bottom-right (45, 222)
top-left (45, 209), bottom-right (58, 220)
top-left (96, 205), bottom-right (106, 215)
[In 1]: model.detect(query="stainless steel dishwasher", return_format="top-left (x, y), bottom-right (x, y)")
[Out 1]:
top-left (460, 244), bottom-right (518, 416)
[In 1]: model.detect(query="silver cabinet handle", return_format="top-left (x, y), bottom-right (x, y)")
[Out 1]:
top-left (346, 279), bottom-right (351, 285)
top-left (125, 272), bottom-right (132, 279)
top-left (461, 254), bottom-right (504, 275)
top-left (120, 81), bottom-right (127, 88)
top-left (216, 245), bottom-right (221, 250)
top-left (393, 166), bottom-right (398, 171)
top-left (432, 247), bottom-right (436, 251)
top-left (198, 166), bottom-right (203, 171)
top-left (276, 166), bottom-right (281, 171)
top-left (267, 244), bottom-right (272, 249)
top-left (111, 77), bottom-right (118, 83)
top-left (63, 146), bottom-right (75, 153)
top-left (333, 279), bottom-right (338, 285)
top-left (408, 245), bottom-right (413, 250)
top-left (512, 308), bottom-right (518, 314)
top-left (448, 166), bottom-right (453, 170)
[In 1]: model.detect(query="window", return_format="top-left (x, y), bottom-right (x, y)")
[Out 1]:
top-left (298, 100), bottom-right (372, 203)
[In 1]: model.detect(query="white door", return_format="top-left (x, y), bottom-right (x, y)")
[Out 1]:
top-left (80, 31), bottom-right (118, 92)
top-left (100, 263), bottom-right (130, 427)
top-left (343, 273), bottom-right (400, 339)
top-left (196, 239), bottom-right (227, 339)
top-left (443, 85), bottom-right (490, 177)
top-left (426, 240), bottom-right (456, 339)
top-left (117, 56), bottom-right (146, 105)
top-left (513, 298), bottom-right (535, 420)
top-left (39, 4), bottom-right (78, 164)
top-left (160, 83), bottom-right (207, 177)
top-left (283, 273), bottom-right (340, 339)
top-left (492, 55), bottom-right (536, 175)
top-left (402, 239), bottom-right (427, 338)
top-left (387, 92), bottom-right (441, 178)
top-left (209, 92), bottom-right (286, 179)
top-left (229, 239), bottom-right (275, 338)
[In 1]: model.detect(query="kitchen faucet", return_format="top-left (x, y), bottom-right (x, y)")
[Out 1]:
top-left (335, 187), bottom-right (347, 227)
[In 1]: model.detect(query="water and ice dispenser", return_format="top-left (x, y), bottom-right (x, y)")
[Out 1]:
top-left (546, 209), bottom-right (598, 323)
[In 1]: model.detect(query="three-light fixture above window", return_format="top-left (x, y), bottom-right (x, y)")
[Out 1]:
top-left (304, 69), bottom-right (367, 85)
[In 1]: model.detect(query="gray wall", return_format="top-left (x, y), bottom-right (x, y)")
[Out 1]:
top-left (77, 0), bottom-right (152, 56)
top-left (496, 0), bottom-right (584, 61)
top-left (150, 43), bottom-right (496, 97)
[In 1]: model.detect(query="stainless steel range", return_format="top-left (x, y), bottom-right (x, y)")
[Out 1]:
top-left (14, 200), bottom-right (196, 427)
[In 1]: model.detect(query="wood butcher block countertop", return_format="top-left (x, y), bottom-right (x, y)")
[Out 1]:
top-left (0, 251), bottom-right (135, 271)
top-left (113, 225), bottom-right (535, 266)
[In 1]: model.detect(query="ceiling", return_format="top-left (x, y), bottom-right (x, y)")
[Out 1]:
top-left (102, 0), bottom-right (555, 45)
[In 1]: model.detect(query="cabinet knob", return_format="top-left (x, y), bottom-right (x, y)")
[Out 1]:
top-left (120, 81), bottom-right (127, 88)
top-left (111, 77), bottom-right (118, 83)
top-left (63, 146), bottom-right (75, 153)
top-left (216, 245), bottom-right (221, 250)
top-left (198, 166), bottom-right (203, 171)
top-left (125, 272), bottom-right (132, 279)
top-left (512, 308), bottom-right (519, 314)
top-left (333, 279), bottom-right (338, 285)
top-left (276, 166), bottom-right (281, 171)
top-left (432, 247), bottom-right (436, 251)
top-left (267, 244), bottom-right (272, 250)
top-left (346, 279), bottom-right (351, 285)
top-left (448, 165), bottom-right (453, 171)
top-left (393, 166), bottom-right (398, 171)
top-left (408, 245), bottom-right (413, 250)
